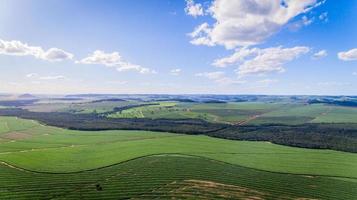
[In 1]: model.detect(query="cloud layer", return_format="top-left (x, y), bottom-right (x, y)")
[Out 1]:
top-left (188, 0), bottom-right (322, 49)
top-left (0, 39), bottom-right (73, 62)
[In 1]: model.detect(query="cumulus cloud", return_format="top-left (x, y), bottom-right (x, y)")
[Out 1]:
top-left (77, 50), bottom-right (156, 74)
top-left (195, 71), bottom-right (245, 85)
top-left (188, 0), bottom-right (323, 49)
top-left (185, 0), bottom-right (204, 17)
top-left (0, 39), bottom-right (73, 61)
top-left (170, 68), bottom-right (182, 75)
top-left (41, 48), bottom-right (73, 62)
top-left (213, 46), bottom-right (310, 76)
top-left (312, 50), bottom-right (327, 59)
top-left (338, 49), bottom-right (357, 61)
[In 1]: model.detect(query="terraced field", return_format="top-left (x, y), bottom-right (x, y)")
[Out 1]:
top-left (1, 116), bottom-right (357, 199)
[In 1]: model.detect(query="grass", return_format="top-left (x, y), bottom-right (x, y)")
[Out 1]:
top-left (1, 155), bottom-right (356, 200)
top-left (0, 117), bottom-right (357, 179)
top-left (312, 106), bottom-right (357, 123)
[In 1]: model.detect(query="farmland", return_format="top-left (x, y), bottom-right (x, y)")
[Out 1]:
top-left (0, 116), bottom-right (357, 199)
top-left (1, 95), bottom-right (357, 199)
top-left (107, 101), bottom-right (357, 125)
top-left (1, 155), bottom-right (356, 200)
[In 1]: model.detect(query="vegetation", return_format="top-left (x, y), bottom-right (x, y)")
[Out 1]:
top-left (1, 94), bottom-right (357, 199)
top-left (1, 108), bottom-right (357, 152)
top-left (0, 116), bottom-right (356, 179)
top-left (1, 155), bottom-right (356, 200)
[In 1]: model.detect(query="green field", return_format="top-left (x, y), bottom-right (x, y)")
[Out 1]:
top-left (107, 101), bottom-right (357, 125)
top-left (24, 100), bottom-right (142, 114)
top-left (1, 116), bottom-right (357, 199)
top-left (108, 102), bottom-right (282, 124)
top-left (1, 116), bottom-right (357, 176)
top-left (1, 155), bottom-right (356, 200)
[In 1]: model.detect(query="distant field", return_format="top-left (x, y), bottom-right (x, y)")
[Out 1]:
top-left (312, 106), bottom-right (357, 123)
top-left (0, 117), bottom-right (356, 179)
top-left (106, 101), bottom-right (357, 125)
top-left (24, 100), bottom-right (142, 113)
top-left (108, 102), bottom-right (281, 124)
top-left (21, 99), bottom-right (357, 125)
top-left (224, 103), bottom-right (357, 125)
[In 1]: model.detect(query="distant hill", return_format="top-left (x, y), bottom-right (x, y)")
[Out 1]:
top-left (18, 94), bottom-right (37, 99)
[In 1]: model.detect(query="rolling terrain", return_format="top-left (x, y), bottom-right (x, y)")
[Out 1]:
top-left (0, 116), bottom-right (357, 199)
top-left (1, 95), bottom-right (357, 199)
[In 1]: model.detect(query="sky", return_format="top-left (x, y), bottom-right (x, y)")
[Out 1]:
top-left (0, 0), bottom-right (356, 95)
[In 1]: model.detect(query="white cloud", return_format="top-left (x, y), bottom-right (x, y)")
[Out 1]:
top-left (312, 50), bottom-right (327, 59)
top-left (106, 80), bottom-right (128, 85)
top-left (195, 71), bottom-right (245, 85)
top-left (185, 0), bottom-right (204, 17)
top-left (77, 50), bottom-right (156, 74)
top-left (26, 73), bottom-right (38, 78)
top-left (41, 48), bottom-right (74, 62)
top-left (258, 79), bottom-right (278, 84)
top-left (318, 82), bottom-right (351, 87)
top-left (170, 68), bottom-right (182, 75)
top-left (188, 23), bottom-right (215, 46)
top-left (213, 46), bottom-right (310, 76)
top-left (0, 39), bottom-right (73, 61)
top-left (213, 47), bottom-right (259, 67)
top-left (302, 16), bottom-right (314, 26)
top-left (353, 72), bottom-right (357, 76)
top-left (39, 75), bottom-right (66, 80)
top-left (288, 15), bottom-right (315, 31)
top-left (26, 73), bottom-right (66, 80)
top-left (338, 48), bottom-right (357, 61)
top-left (196, 71), bottom-right (225, 79)
top-left (319, 12), bottom-right (328, 22)
top-left (188, 0), bottom-right (323, 49)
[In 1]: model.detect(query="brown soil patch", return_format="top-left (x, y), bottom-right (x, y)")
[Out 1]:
top-left (136, 179), bottom-right (270, 199)
top-left (2, 132), bottom-right (32, 140)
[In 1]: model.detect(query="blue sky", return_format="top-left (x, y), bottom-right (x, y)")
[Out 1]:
top-left (0, 0), bottom-right (356, 95)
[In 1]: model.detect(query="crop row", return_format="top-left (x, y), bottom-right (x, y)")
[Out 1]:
top-left (1, 155), bottom-right (356, 199)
